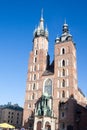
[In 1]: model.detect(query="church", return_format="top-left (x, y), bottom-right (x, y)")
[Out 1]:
top-left (23, 12), bottom-right (87, 130)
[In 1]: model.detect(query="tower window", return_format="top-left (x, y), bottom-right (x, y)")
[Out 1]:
top-left (34, 65), bottom-right (36, 71)
top-left (36, 50), bottom-right (38, 55)
top-left (61, 48), bottom-right (65, 55)
top-left (33, 83), bottom-right (36, 90)
top-left (62, 79), bottom-right (65, 87)
top-left (32, 93), bottom-right (35, 99)
top-left (63, 69), bottom-right (65, 76)
top-left (62, 48), bottom-right (65, 54)
top-left (34, 74), bottom-right (36, 80)
top-left (62, 60), bottom-right (65, 66)
top-left (62, 91), bottom-right (65, 98)
top-left (61, 112), bottom-right (65, 118)
top-left (35, 57), bottom-right (37, 62)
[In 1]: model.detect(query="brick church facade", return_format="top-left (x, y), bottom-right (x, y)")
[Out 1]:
top-left (23, 12), bottom-right (87, 130)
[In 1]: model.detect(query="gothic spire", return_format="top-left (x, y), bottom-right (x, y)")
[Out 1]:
top-left (39, 9), bottom-right (44, 30)
top-left (33, 10), bottom-right (48, 39)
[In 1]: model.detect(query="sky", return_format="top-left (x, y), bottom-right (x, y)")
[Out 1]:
top-left (0, 0), bottom-right (87, 107)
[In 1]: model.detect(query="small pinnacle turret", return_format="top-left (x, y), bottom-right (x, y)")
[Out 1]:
top-left (33, 10), bottom-right (49, 39)
top-left (55, 35), bottom-right (60, 43)
top-left (55, 20), bottom-right (72, 43)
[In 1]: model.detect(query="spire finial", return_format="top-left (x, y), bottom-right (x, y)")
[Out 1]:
top-left (41, 8), bottom-right (43, 19)
top-left (64, 18), bottom-right (66, 24)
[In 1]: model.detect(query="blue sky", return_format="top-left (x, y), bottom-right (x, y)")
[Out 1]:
top-left (0, 0), bottom-right (87, 107)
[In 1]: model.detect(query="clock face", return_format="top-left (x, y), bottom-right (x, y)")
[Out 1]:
top-left (44, 79), bottom-right (52, 96)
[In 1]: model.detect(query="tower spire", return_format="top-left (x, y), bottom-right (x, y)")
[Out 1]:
top-left (64, 18), bottom-right (66, 24)
top-left (39, 9), bottom-right (44, 30)
top-left (33, 10), bottom-right (48, 39)
top-left (41, 8), bottom-right (43, 20)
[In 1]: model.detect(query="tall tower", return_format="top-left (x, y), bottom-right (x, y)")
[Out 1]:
top-left (23, 12), bottom-right (86, 130)
top-left (23, 12), bottom-right (49, 128)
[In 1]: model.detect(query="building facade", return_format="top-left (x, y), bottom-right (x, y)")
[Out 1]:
top-left (0, 103), bottom-right (23, 128)
top-left (59, 96), bottom-right (87, 130)
top-left (23, 12), bottom-right (87, 130)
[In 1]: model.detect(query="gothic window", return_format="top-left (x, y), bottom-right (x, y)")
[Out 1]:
top-left (44, 79), bottom-right (52, 96)
top-left (35, 57), bottom-right (37, 62)
top-left (62, 79), bottom-right (65, 87)
top-left (34, 50), bottom-right (38, 55)
top-left (34, 74), bottom-right (36, 80)
top-left (62, 91), bottom-right (65, 98)
top-left (63, 69), bottom-right (65, 76)
top-left (32, 93), bottom-right (35, 99)
top-left (62, 48), bottom-right (65, 54)
top-left (34, 65), bottom-right (36, 71)
top-left (37, 121), bottom-right (42, 130)
top-left (62, 60), bottom-right (65, 66)
top-left (33, 83), bottom-right (36, 90)
top-left (61, 112), bottom-right (65, 118)
top-left (61, 48), bottom-right (66, 55)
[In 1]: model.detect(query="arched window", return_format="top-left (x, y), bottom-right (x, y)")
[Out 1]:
top-left (44, 79), bottom-right (52, 96)
top-left (34, 65), bottom-right (36, 71)
top-left (34, 74), bottom-right (36, 80)
top-left (33, 83), bottom-right (36, 90)
top-left (36, 50), bottom-right (38, 55)
top-left (61, 112), bottom-right (65, 118)
top-left (34, 57), bottom-right (37, 63)
top-left (62, 48), bottom-right (65, 54)
top-left (32, 93), bottom-right (35, 99)
top-left (37, 121), bottom-right (42, 130)
top-left (63, 69), bottom-right (65, 76)
top-left (62, 60), bottom-right (65, 66)
top-left (62, 91), bottom-right (65, 98)
top-left (62, 79), bottom-right (65, 87)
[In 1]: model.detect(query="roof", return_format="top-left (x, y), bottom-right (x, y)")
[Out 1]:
top-left (0, 103), bottom-right (23, 111)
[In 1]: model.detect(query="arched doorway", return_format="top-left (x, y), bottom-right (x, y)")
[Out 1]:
top-left (37, 121), bottom-right (42, 130)
top-left (45, 122), bottom-right (51, 130)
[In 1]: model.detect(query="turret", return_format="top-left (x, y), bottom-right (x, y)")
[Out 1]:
top-left (55, 20), bottom-right (72, 43)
